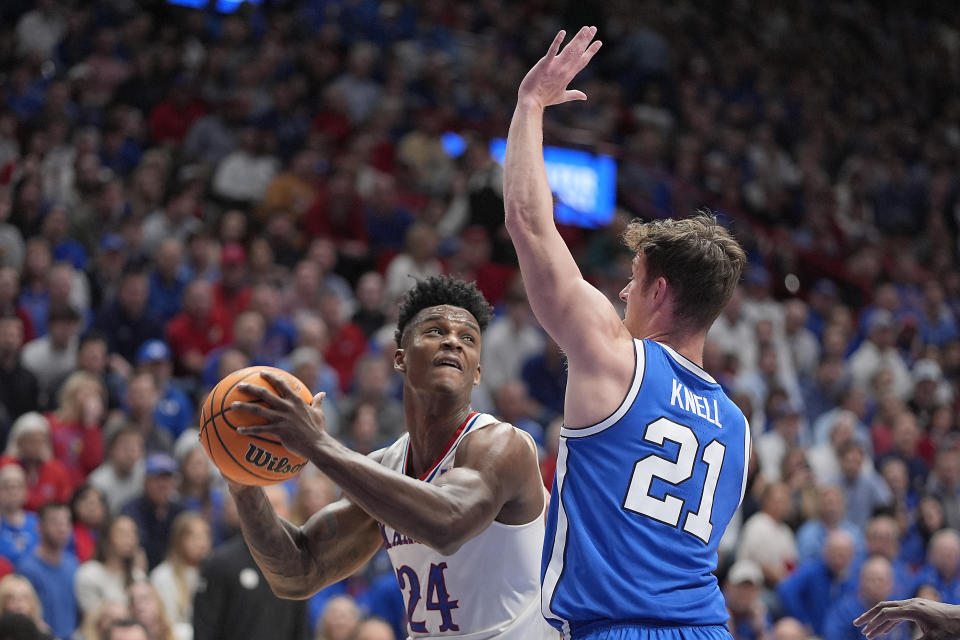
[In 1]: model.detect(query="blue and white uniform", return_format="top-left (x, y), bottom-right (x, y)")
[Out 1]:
top-left (379, 412), bottom-right (558, 640)
top-left (542, 340), bottom-right (750, 640)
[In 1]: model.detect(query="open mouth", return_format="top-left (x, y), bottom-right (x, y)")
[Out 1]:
top-left (434, 357), bottom-right (463, 371)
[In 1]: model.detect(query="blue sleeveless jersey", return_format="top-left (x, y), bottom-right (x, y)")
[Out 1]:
top-left (541, 340), bottom-right (750, 638)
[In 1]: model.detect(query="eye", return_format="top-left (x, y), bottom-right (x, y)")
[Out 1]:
top-left (426, 327), bottom-right (441, 335)
top-left (462, 334), bottom-right (475, 343)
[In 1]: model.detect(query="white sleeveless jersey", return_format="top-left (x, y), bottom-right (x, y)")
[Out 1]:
top-left (378, 412), bottom-right (558, 640)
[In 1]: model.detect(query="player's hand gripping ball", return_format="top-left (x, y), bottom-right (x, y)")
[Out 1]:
top-left (199, 366), bottom-right (312, 486)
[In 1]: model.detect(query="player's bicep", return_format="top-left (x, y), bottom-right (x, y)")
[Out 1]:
top-left (508, 224), bottom-right (625, 359)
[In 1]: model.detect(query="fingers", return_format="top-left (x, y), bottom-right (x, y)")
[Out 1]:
top-left (854, 603), bottom-right (886, 625)
top-left (561, 25), bottom-right (598, 58)
top-left (229, 400), bottom-right (279, 420)
top-left (235, 424), bottom-right (281, 435)
top-left (547, 30), bottom-right (565, 57)
top-left (236, 382), bottom-right (284, 407)
top-left (260, 371), bottom-right (297, 400)
top-left (311, 391), bottom-right (326, 408)
top-left (564, 90), bottom-right (588, 102)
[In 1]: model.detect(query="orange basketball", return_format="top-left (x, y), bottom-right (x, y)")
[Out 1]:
top-left (199, 366), bottom-right (312, 486)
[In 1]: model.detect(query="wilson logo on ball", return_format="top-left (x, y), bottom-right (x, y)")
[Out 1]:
top-left (244, 444), bottom-right (307, 475)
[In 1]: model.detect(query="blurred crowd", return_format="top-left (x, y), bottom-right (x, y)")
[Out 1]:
top-left (0, 0), bottom-right (956, 639)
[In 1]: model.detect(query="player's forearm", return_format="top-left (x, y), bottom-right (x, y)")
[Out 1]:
top-left (503, 101), bottom-right (554, 237)
top-left (230, 485), bottom-right (323, 598)
top-left (310, 436), bottom-right (486, 555)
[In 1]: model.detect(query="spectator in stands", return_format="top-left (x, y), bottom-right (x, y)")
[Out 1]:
top-left (0, 574), bottom-right (49, 637)
top-left (165, 279), bottom-right (231, 378)
top-left (479, 282), bottom-right (545, 396)
top-left (384, 223), bottom-right (442, 305)
top-left (737, 482), bottom-right (797, 586)
top-left (111, 373), bottom-right (173, 455)
top-left (76, 601), bottom-right (130, 640)
top-left (795, 484), bottom-right (862, 564)
top-left (350, 272), bottom-right (387, 340)
top-left (318, 290), bottom-right (367, 394)
top-left (336, 355), bottom-right (400, 441)
top-left (911, 529), bottom-right (960, 604)
top-left (68, 484), bottom-right (106, 563)
top-left (202, 311), bottom-right (267, 388)
top-left (755, 404), bottom-right (805, 482)
top-left (212, 244), bottom-right (251, 320)
top-left (105, 618), bottom-right (149, 640)
top-left (146, 239), bottom-right (189, 326)
top-left (74, 515), bottom-right (146, 616)
top-left (174, 442), bottom-right (224, 543)
top-left (135, 341), bottom-right (193, 440)
top-left (0, 413), bottom-right (72, 512)
top-left (126, 581), bottom-right (175, 640)
top-left (0, 315), bottom-right (39, 441)
top-left (925, 448), bottom-right (960, 530)
top-left (45, 371), bottom-right (104, 484)
top-left (16, 502), bottom-right (78, 639)
top-left (120, 453), bottom-right (183, 570)
top-left (722, 560), bottom-right (770, 640)
top-left (149, 511), bottom-right (210, 634)
top-left (777, 529), bottom-right (858, 636)
top-left (834, 441), bottom-right (893, 530)
top-left (93, 269), bottom-right (164, 368)
top-left (317, 596), bottom-right (361, 640)
top-left (352, 618), bottom-right (395, 640)
top-left (21, 303), bottom-right (82, 410)
top-left (849, 310), bottom-right (912, 400)
top-left (822, 556), bottom-right (901, 640)
top-left (89, 427), bottom-right (145, 516)
top-left (0, 464), bottom-right (38, 565)
top-left (492, 381), bottom-right (546, 449)
top-left (290, 473), bottom-right (336, 527)
top-left (855, 515), bottom-right (912, 600)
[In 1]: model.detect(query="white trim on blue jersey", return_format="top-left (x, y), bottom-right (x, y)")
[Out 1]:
top-left (560, 339), bottom-right (646, 440)
top-left (738, 415), bottom-right (751, 507)
top-left (541, 439), bottom-right (572, 640)
top-left (657, 342), bottom-right (717, 384)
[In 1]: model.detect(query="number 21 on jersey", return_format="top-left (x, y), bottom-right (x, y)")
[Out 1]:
top-left (623, 417), bottom-right (726, 543)
top-left (396, 563), bottom-right (459, 633)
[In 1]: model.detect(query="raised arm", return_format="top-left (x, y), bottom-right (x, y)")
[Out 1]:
top-left (233, 375), bottom-right (542, 556)
top-left (229, 474), bottom-right (383, 600)
top-left (503, 27), bottom-right (624, 365)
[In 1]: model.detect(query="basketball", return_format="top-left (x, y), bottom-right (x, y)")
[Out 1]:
top-left (199, 366), bottom-right (312, 486)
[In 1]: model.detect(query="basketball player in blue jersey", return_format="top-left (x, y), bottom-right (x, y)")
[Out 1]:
top-left (504, 26), bottom-right (750, 640)
top-left (226, 276), bottom-right (557, 639)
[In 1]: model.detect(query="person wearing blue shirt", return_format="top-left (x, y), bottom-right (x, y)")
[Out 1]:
top-left (850, 515), bottom-right (914, 601)
top-left (16, 502), bottom-right (79, 639)
top-left (794, 484), bottom-right (864, 564)
top-left (146, 239), bottom-right (190, 325)
top-left (134, 340), bottom-right (194, 439)
top-left (823, 556), bottom-right (910, 640)
top-left (0, 465), bottom-right (39, 565)
top-left (777, 529), bottom-right (859, 636)
top-left (908, 529), bottom-right (960, 604)
top-left (505, 29), bottom-right (749, 639)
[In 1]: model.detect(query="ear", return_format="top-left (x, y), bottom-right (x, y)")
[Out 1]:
top-left (394, 348), bottom-right (406, 373)
top-left (651, 276), bottom-right (670, 311)
top-left (473, 362), bottom-right (482, 387)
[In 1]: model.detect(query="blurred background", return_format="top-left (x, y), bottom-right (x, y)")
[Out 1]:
top-left (0, 1), bottom-right (957, 639)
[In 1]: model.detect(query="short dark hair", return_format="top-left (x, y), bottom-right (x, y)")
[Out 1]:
top-left (37, 501), bottom-right (69, 521)
top-left (104, 619), bottom-right (148, 640)
top-left (0, 612), bottom-right (41, 640)
top-left (622, 212), bottom-right (746, 331)
top-left (395, 276), bottom-right (493, 346)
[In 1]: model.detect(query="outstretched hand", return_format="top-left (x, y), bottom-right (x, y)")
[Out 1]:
top-left (518, 26), bottom-right (602, 109)
top-left (854, 598), bottom-right (960, 640)
top-left (230, 370), bottom-right (330, 461)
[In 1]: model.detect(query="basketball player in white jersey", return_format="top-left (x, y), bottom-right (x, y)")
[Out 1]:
top-left (227, 275), bottom-right (556, 640)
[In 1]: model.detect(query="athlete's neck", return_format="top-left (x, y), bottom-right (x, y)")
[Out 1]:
top-left (402, 389), bottom-right (474, 478)
top-left (640, 328), bottom-right (707, 368)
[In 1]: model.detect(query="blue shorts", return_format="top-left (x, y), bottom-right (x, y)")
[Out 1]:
top-left (571, 621), bottom-right (732, 640)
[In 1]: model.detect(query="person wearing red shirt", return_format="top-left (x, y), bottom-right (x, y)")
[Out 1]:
top-left (303, 169), bottom-right (368, 257)
top-left (318, 290), bottom-right (367, 393)
top-left (148, 80), bottom-right (206, 145)
top-left (165, 279), bottom-right (232, 377)
top-left (44, 372), bottom-right (105, 484)
top-left (0, 413), bottom-right (73, 512)
top-left (68, 484), bottom-right (106, 563)
top-left (212, 244), bottom-right (251, 319)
